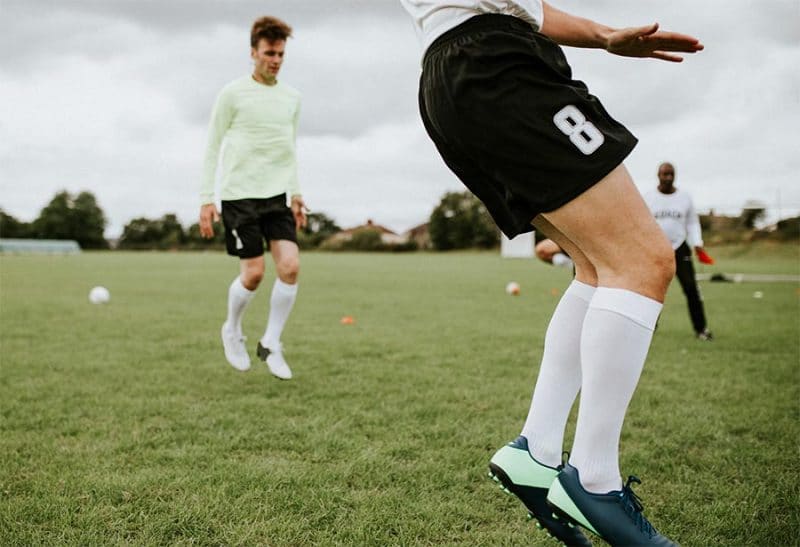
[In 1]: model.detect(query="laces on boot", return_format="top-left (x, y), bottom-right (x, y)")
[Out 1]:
top-left (619, 475), bottom-right (658, 538)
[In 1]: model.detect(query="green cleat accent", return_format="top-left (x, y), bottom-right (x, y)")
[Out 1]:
top-left (547, 463), bottom-right (678, 546)
top-left (489, 436), bottom-right (592, 547)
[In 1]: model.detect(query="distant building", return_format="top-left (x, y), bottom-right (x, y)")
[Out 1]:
top-left (404, 222), bottom-right (431, 249)
top-left (326, 219), bottom-right (406, 246)
top-left (0, 238), bottom-right (81, 254)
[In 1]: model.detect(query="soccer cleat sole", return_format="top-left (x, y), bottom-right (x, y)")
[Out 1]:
top-left (488, 465), bottom-right (589, 547)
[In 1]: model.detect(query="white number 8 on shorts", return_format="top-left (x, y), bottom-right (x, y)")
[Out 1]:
top-left (553, 105), bottom-right (605, 155)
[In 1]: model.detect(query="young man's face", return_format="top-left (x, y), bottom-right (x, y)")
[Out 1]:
top-left (251, 38), bottom-right (286, 82)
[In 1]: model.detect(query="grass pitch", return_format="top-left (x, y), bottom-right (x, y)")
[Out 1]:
top-left (1, 245), bottom-right (798, 545)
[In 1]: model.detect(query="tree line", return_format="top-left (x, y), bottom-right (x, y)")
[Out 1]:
top-left (7, 189), bottom-right (792, 251)
top-left (0, 191), bottom-right (108, 249)
top-left (0, 189), bottom-right (501, 251)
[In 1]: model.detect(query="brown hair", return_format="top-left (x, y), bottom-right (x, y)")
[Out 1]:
top-left (251, 16), bottom-right (292, 48)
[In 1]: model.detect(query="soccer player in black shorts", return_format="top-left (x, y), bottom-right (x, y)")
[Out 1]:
top-left (199, 17), bottom-right (308, 380)
top-left (402, 1), bottom-right (703, 545)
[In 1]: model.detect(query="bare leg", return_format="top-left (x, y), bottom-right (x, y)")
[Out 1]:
top-left (221, 256), bottom-right (264, 372)
top-left (239, 256), bottom-right (265, 291)
top-left (261, 240), bottom-right (300, 349)
top-left (270, 240), bottom-right (300, 284)
top-left (542, 165), bottom-right (674, 301)
top-left (539, 165), bottom-right (674, 492)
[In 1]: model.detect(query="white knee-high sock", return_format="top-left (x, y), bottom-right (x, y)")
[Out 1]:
top-left (569, 287), bottom-right (662, 493)
top-left (260, 279), bottom-right (298, 348)
top-left (225, 276), bottom-right (256, 335)
top-left (522, 280), bottom-right (595, 467)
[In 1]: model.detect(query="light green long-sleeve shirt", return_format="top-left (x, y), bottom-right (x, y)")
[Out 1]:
top-left (200, 75), bottom-right (301, 205)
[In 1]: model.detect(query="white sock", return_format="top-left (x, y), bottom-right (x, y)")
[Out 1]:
top-left (552, 253), bottom-right (574, 270)
top-left (260, 279), bottom-right (298, 348)
top-left (225, 276), bottom-right (255, 335)
top-left (522, 280), bottom-right (595, 467)
top-left (569, 287), bottom-right (662, 493)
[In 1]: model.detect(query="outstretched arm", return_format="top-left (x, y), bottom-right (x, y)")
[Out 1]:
top-left (540, 2), bottom-right (703, 62)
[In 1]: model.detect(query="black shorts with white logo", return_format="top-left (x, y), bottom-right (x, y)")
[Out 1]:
top-left (220, 194), bottom-right (297, 259)
top-left (419, 14), bottom-right (638, 238)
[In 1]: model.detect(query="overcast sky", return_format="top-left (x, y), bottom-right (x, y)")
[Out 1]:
top-left (1, 0), bottom-right (798, 237)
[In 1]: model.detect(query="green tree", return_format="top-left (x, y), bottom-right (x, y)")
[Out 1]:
top-left (32, 190), bottom-right (107, 248)
top-left (0, 209), bottom-right (33, 238)
top-left (429, 191), bottom-right (498, 250)
top-left (159, 213), bottom-right (185, 249)
top-left (297, 212), bottom-right (341, 249)
top-left (118, 217), bottom-right (160, 248)
top-left (72, 192), bottom-right (108, 248)
top-left (185, 222), bottom-right (225, 249)
top-left (118, 214), bottom-right (186, 250)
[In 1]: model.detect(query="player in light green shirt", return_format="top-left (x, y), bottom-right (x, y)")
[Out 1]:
top-left (199, 16), bottom-right (307, 380)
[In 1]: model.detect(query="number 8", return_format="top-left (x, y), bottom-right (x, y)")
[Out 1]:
top-left (553, 105), bottom-right (605, 155)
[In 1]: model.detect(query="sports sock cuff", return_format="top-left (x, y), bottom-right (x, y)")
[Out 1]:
top-left (589, 287), bottom-right (662, 330)
top-left (274, 278), bottom-right (298, 295)
top-left (565, 279), bottom-right (596, 303)
top-left (235, 276), bottom-right (256, 296)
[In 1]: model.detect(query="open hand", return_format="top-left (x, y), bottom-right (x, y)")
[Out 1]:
top-left (607, 23), bottom-right (703, 62)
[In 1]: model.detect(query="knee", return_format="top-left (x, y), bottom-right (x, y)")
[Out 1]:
top-left (276, 256), bottom-right (300, 284)
top-left (648, 243), bottom-right (676, 294)
top-left (599, 239), bottom-right (674, 300)
top-left (241, 265), bottom-right (265, 290)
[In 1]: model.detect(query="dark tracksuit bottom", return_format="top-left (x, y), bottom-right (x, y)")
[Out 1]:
top-left (674, 241), bottom-right (707, 333)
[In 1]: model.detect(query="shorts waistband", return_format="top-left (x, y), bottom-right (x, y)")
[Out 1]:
top-left (221, 193), bottom-right (287, 205)
top-left (425, 14), bottom-right (535, 59)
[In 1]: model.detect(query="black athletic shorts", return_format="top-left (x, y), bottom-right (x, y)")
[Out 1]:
top-left (419, 14), bottom-right (638, 238)
top-left (220, 194), bottom-right (297, 259)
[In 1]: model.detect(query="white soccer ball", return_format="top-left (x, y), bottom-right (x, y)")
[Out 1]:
top-left (505, 281), bottom-right (521, 296)
top-left (89, 286), bottom-right (110, 304)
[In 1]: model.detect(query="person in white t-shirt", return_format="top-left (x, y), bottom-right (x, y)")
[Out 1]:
top-left (644, 162), bottom-right (713, 340)
top-left (401, 1), bottom-right (703, 545)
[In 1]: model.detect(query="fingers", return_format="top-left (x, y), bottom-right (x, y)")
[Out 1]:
top-left (295, 212), bottom-right (307, 230)
top-left (639, 22), bottom-right (659, 37)
top-left (646, 31), bottom-right (704, 52)
top-left (650, 51), bottom-right (684, 63)
top-left (199, 218), bottom-right (214, 239)
top-left (609, 22), bottom-right (703, 61)
top-left (622, 22), bottom-right (659, 41)
top-left (199, 205), bottom-right (220, 239)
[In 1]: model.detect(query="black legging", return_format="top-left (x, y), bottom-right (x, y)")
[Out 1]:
top-left (674, 242), bottom-right (707, 333)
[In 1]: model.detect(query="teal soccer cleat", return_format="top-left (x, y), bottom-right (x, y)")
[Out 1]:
top-left (547, 463), bottom-right (678, 546)
top-left (489, 437), bottom-right (592, 546)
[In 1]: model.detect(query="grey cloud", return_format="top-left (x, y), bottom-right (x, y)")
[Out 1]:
top-left (1, 0), bottom-right (798, 236)
top-left (2, 0), bottom-right (403, 33)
